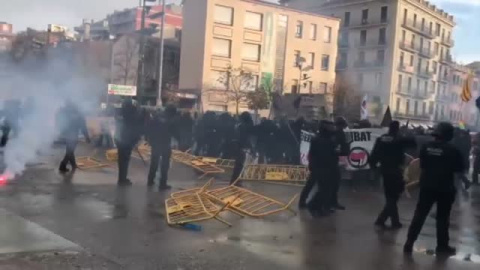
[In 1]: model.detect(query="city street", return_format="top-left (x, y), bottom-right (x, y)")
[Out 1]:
top-left (0, 143), bottom-right (479, 269)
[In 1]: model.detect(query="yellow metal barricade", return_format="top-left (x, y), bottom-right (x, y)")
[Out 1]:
top-left (171, 150), bottom-right (225, 178)
top-left (404, 158), bottom-right (420, 198)
top-left (76, 156), bottom-right (111, 170)
top-left (206, 184), bottom-right (298, 218)
top-left (198, 157), bottom-right (235, 169)
top-left (238, 164), bottom-right (309, 186)
top-left (106, 149), bottom-right (118, 162)
top-left (165, 192), bottom-right (232, 227)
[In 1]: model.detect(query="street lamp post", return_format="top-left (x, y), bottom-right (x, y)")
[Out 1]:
top-left (157, 0), bottom-right (166, 107)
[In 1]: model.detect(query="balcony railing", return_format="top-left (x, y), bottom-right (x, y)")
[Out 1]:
top-left (418, 48), bottom-right (433, 58)
top-left (417, 70), bottom-right (434, 79)
top-left (441, 38), bottom-right (454, 47)
top-left (355, 40), bottom-right (387, 49)
top-left (398, 64), bottom-right (415, 74)
top-left (402, 19), bottom-right (435, 39)
top-left (396, 87), bottom-right (414, 97)
top-left (338, 41), bottom-right (350, 49)
top-left (439, 54), bottom-right (454, 65)
top-left (413, 89), bottom-right (433, 99)
top-left (399, 41), bottom-right (417, 53)
top-left (394, 111), bottom-right (431, 120)
top-left (354, 60), bottom-right (385, 69)
top-left (348, 19), bottom-right (389, 29)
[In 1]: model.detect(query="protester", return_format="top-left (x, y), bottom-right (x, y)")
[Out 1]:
top-left (230, 112), bottom-right (254, 185)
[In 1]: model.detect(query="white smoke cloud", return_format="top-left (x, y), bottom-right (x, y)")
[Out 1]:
top-left (1, 48), bottom-right (103, 179)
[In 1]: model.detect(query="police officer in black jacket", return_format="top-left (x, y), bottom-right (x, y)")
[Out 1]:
top-left (146, 105), bottom-right (179, 190)
top-left (230, 112), bottom-right (253, 185)
top-left (115, 99), bottom-right (142, 186)
top-left (59, 101), bottom-right (90, 173)
top-left (304, 120), bottom-right (339, 217)
top-left (370, 121), bottom-right (415, 229)
top-left (404, 122), bottom-right (464, 256)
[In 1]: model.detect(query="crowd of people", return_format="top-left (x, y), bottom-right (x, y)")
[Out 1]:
top-left (2, 98), bottom-right (480, 256)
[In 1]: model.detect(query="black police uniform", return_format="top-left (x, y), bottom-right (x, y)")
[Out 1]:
top-left (405, 139), bottom-right (464, 252)
top-left (59, 105), bottom-right (90, 172)
top-left (146, 110), bottom-right (179, 189)
top-left (230, 118), bottom-right (252, 185)
top-left (370, 133), bottom-right (410, 227)
top-left (304, 129), bottom-right (339, 216)
top-left (115, 102), bottom-right (142, 186)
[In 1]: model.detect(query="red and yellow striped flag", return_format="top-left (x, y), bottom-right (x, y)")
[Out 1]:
top-left (461, 73), bottom-right (473, 102)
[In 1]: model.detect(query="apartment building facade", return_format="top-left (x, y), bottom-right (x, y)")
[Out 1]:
top-left (179, 0), bottom-right (339, 114)
top-left (289, 0), bottom-right (456, 126)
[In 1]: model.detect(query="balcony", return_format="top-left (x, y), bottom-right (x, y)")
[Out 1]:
top-left (399, 41), bottom-right (417, 53)
top-left (398, 64), bottom-right (415, 74)
top-left (435, 94), bottom-right (451, 103)
top-left (394, 111), bottom-right (431, 120)
top-left (354, 60), bottom-right (385, 70)
top-left (338, 41), bottom-right (350, 49)
top-left (418, 48), bottom-right (434, 59)
top-left (439, 54), bottom-right (454, 65)
top-left (396, 87), bottom-right (414, 97)
top-left (401, 19), bottom-right (435, 39)
top-left (355, 39), bottom-right (387, 49)
top-left (441, 37), bottom-right (455, 47)
top-left (413, 89), bottom-right (433, 99)
top-left (348, 19), bottom-right (389, 29)
top-left (417, 70), bottom-right (434, 79)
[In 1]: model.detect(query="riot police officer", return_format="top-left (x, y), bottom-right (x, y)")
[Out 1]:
top-left (115, 99), bottom-right (142, 186)
top-left (404, 122), bottom-right (464, 256)
top-left (304, 120), bottom-right (339, 217)
top-left (230, 112), bottom-right (253, 185)
top-left (146, 105), bottom-right (179, 190)
top-left (370, 121), bottom-right (415, 229)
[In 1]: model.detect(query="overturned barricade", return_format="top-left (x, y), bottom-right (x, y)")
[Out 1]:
top-left (76, 156), bottom-right (111, 170)
top-left (171, 150), bottom-right (225, 179)
top-left (238, 164), bottom-right (309, 186)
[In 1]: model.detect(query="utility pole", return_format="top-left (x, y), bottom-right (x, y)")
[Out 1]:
top-left (137, 0), bottom-right (147, 104)
top-left (157, 0), bottom-right (166, 107)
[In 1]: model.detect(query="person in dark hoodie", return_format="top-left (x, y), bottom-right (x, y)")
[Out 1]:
top-left (58, 100), bottom-right (90, 173)
top-left (146, 105), bottom-right (179, 190)
top-left (115, 99), bottom-right (142, 186)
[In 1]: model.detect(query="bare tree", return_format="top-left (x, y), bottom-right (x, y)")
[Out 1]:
top-left (111, 35), bottom-right (139, 86)
top-left (217, 66), bottom-right (256, 115)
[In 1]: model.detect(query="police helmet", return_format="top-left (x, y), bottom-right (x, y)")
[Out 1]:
top-left (432, 122), bottom-right (454, 142)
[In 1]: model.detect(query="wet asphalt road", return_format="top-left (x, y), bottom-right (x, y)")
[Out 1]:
top-left (0, 143), bottom-right (480, 269)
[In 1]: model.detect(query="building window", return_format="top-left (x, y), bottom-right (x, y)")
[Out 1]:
top-left (244, 12), bottom-right (263, 31)
top-left (400, 52), bottom-right (404, 66)
top-left (396, 98), bottom-right (401, 112)
top-left (436, 23), bottom-right (441, 36)
top-left (294, 50), bottom-right (301, 67)
top-left (306, 81), bottom-right (313, 93)
top-left (310, 24), bottom-right (317, 40)
top-left (424, 81), bottom-right (428, 93)
top-left (411, 34), bottom-right (416, 48)
top-left (340, 31), bottom-right (349, 46)
top-left (434, 42), bottom-right (439, 55)
top-left (406, 99), bottom-right (410, 114)
top-left (433, 61), bottom-right (438, 73)
top-left (291, 79), bottom-right (298, 94)
top-left (402, 30), bottom-right (406, 42)
top-left (414, 101), bottom-right (418, 115)
top-left (381, 6), bottom-right (388, 23)
top-left (242, 43), bottom-right (261, 61)
top-left (358, 51), bottom-right (366, 64)
top-left (338, 52), bottom-right (348, 68)
top-left (421, 18), bottom-right (425, 31)
top-left (295, 21), bottom-right (303, 38)
top-left (320, 82), bottom-right (328, 94)
top-left (429, 101), bottom-right (434, 114)
top-left (431, 81), bottom-right (436, 93)
top-left (410, 55), bottom-right (414, 66)
top-left (413, 14), bottom-right (417, 26)
top-left (246, 75), bottom-right (259, 91)
top-left (429, 22), bottom-right (433, 35)
top-left (403, 9), bottom-right (407, 24)
top-left (212, 38), bottom-right (231, 57)
top-left (416, 79), bottom-right (420, 92)
top-left (375, 72), bottom-right (383, 86)
top-left (308, 52), bottom-right (315, 68)
top-left (214, 5), bottom-right (234, 25)
top-left (357, 73), bottom-right (364, 86)
top-left (362, 9), bottom-right (369, 24)
top-left (379, 28), bottom-right (386, 45)
top-left (407, 77), bottom-right (412, 91)
top-left (321, 54), bottom-right (330, 71)
top-left (377, 50), bottom-right (385, 64)
top-left (323, 26), bottom-right (332, 43)
top-left (398, 74), bottom-right (403, 89)
top-left (211, 70), bottom-right (229, 90)
top-left (344, 12), bottom-right (350, 26)
top-left (360, 30), bottom-right (367, 46)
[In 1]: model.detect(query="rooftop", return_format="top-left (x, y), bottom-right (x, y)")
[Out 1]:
top-left (242, 0), bottom-right (341, 21)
